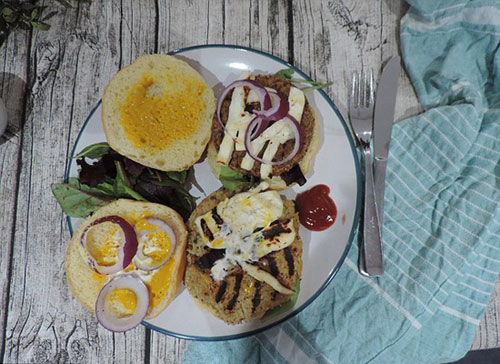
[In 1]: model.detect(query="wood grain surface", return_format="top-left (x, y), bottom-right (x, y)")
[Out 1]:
top-left (0, 1), bottom-right (497, 363)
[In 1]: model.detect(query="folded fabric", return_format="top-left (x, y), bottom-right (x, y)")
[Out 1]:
top-left (183, 1), bottom-right (500, 363)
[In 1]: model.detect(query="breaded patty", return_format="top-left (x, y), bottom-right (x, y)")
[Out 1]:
top-left (184, 187), bottom-right (303, 324)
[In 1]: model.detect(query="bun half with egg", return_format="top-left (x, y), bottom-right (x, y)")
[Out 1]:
top-left (184, 183), bottom-right (303, 324)
top-left (102, 54), bottom-right (216, 172)
top-left (208, 74), bottom-right (321, 190)
top-left (65, 199), bottom-right (187, 329)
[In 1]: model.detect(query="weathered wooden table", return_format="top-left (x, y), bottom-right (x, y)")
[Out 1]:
top-left (1, 1), bottom-right (499, 363)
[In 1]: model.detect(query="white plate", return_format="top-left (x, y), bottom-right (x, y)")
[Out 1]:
top-left (66, 45), bottom-right (361, 340)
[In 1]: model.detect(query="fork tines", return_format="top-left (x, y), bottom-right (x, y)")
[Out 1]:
top-left (351, 70), bottom-right (374, 109)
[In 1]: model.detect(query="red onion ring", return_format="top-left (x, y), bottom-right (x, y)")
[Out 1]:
top-left (95, 274), bottom-right (149, 332)
top-left (133, 218), bottom-right (177, 272)
top-left (244, 114), bottom-right (304, 166)
top-left (80, 216), bottom-right (138, 275)
top-left (216, 80), bottom-right (271, 139)
top-left (253, 92), bottom-right (289, 122)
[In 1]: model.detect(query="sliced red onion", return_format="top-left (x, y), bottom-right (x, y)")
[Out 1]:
top-left (80, 216), bottom-right (138, 275)
top-left (244, 114), bottom-right (304, 166)
top-left (133, 218), bottom-right (177, 272)
top-left (95, 274), bottom-right (149, 332)
top-left (253, 92), bottom-right (289, 122)
top-left (216, 80), bottom-right (271, 139)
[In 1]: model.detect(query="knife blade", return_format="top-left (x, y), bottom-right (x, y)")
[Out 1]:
top-left (373, 56), bottom-right (401, 230)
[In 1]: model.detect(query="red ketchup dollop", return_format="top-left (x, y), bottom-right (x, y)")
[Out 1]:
top-left (296, 184), bottom-right (337, 231)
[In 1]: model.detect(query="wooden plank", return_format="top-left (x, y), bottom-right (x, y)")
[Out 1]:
top-left (1, 1), bottom-right (146, 363)
top-left (157, 0), bottom-right (216, 52)
top-left (0, 29), bottom-right (30, 359)
top-left (120, 0), bottom-right (157, 65)
top-left (292, 0), bottom-right (382, 123)
top-left (472, 277), bottom-right (500, 350)
top-left (249, 0), bottom-right (289, 61)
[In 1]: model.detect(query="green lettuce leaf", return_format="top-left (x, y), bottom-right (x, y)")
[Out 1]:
top-left (275, 68), bottom-right (332, 92)
top-left (51, 183), bottom-right (111, 217)
top-left (275, 68), bottom-right (294, 80)
top-left (219, 165), bottom-right (253, 190)
top-left (261, 278), bottom-right (301, 323)
top-left (114, 161), bottom-right (147, 201)
top-left (70, 142), bottom-right (110, 159)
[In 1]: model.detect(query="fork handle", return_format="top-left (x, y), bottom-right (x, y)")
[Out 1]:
top-left (362, 144), bottom-right (384, 276)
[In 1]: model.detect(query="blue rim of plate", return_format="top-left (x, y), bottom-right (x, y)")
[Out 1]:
top-left (65, 44), bottom-right (362, 342)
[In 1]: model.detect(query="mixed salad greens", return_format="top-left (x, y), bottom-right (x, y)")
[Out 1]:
top-left (51, 142), bottom-right (194, 221)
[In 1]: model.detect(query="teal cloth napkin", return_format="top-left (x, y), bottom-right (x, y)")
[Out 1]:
top-left (183, 1), bottom-right (500, 363)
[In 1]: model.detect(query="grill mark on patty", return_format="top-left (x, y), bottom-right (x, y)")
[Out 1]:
top-left (252, 281), bottom-right (262, 313)
top-left (263, 256), bottom-right (279, 277)
top-left (211, 207), bottom-right (224, 226)
top-left (197, 249), bottom-right (225, 270)
top-left (200, 218), bottom-right (214, 241)
top-left (227, 274), bottom-right (243, 311)
top-left (262, 220), bottom-right (291, 240)
top-left (215, 281), bottom-right (227, 303)
top-left (284, 247), bottom-right (294, 276)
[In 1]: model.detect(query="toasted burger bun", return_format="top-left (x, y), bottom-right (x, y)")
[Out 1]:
top-left (208, 74), bottom-right (321, 190)
top-left (102, 54), bottom-right (216, 171)
top-left (184, 187), bottom-right (303, 324)
top-left (65, 199), bottom-right (187, 319)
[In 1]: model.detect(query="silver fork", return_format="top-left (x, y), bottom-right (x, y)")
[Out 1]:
top-left (349, 70), bottom-right (384, 277)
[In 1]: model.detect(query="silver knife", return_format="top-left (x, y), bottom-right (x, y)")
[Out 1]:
top-left (373, 56), bottom-right (400, 231)
top-left (359, 56), bottom-right (400, 276)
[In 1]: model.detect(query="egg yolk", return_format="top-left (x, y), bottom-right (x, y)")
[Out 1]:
top-left (142, 231), bottom-right (171, 262)
top-left (119, 74), bottom-right (207, 150)
top-left (105, 288), bottom-right (138, 318)
top-left (134, 216), bottom-right (156, 230)
top-left (135, 217), bottom-right (172, 264)
top-left (147, 257), bottom-right (176, 309)
top-left (85, 222), bottom-right (122, 266)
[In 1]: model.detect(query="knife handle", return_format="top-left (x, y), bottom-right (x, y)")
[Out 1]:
top-left (362, 144), bottom-right (384, 276)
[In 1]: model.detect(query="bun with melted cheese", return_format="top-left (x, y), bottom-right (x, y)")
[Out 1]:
top-left (102, 55), bottom-right (216, 171)
top-left (65, 199), bottom-right (187, 319)
top-left (208, 74), bottom-right (321, 190)
top-left (184, 186), bottom-right (303, 324)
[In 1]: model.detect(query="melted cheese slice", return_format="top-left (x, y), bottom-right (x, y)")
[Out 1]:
top-left (217, 75), bottom-right (256, 163)
top-left (240, 262), bottom-right (294, 294)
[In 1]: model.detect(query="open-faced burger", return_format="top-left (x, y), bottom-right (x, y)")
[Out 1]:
top-left (208, 74), bottom-right (321, 190)
top-left (184, 182), bottom-right (303, 324)
top-left (64, 199), bottom-right (187, 332)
